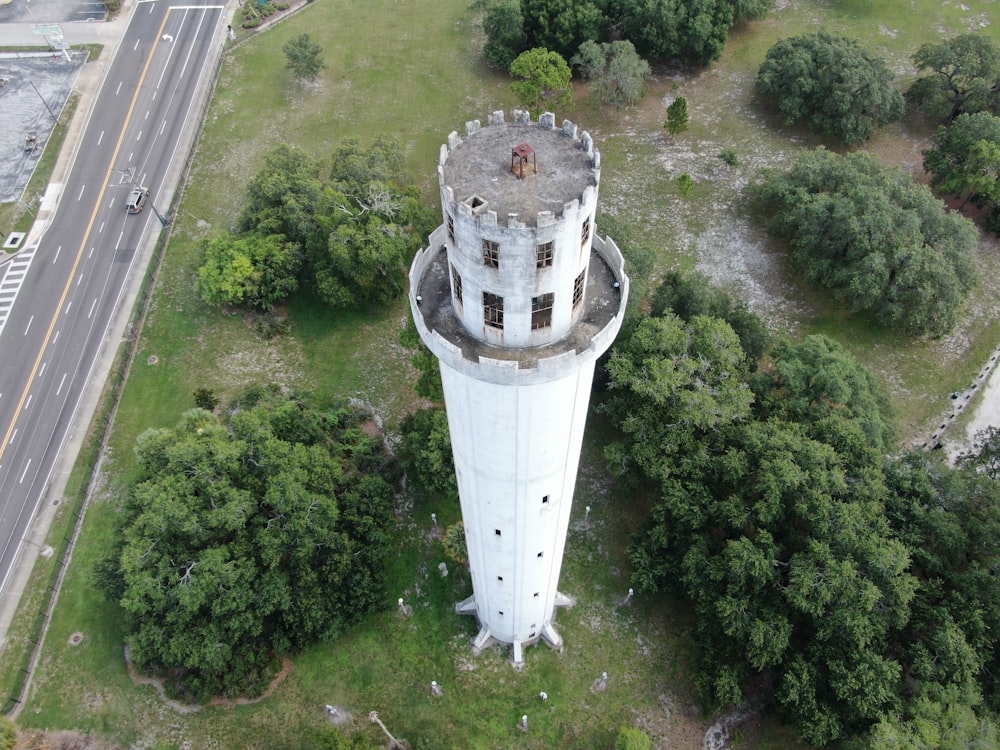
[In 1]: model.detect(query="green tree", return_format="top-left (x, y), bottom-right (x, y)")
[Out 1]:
top-left (960, 426), bottom-right (1000, 479)
top-left (884, 450), bottom-right (1000, 707)
top-left (197, 233), bottom-right (301, 311)
top-left (906, 33), bottom-right (1000, 121)
top-left (328, 137), bottom-right (410, 197)
top-left (283, 33), bottom-right (326, 80)
top-left (521, 0), bottom-right (607, 60)
top-left (618, 0), bottom-right (770, 66)
top-left (923, 112), bottom-right (1000, 210)
top-left (750, 335), bottom-right (896, 454)
top-left (751, 148), bottom-right (979, 336)
top-left (867, 684), bottom-right (998, 750)
top-left (509, 48), bottom-right (573, 113)
top-left (650, 269), bottom-right (770, 366)
top-left (601, 312), bottom-right (754, 483)
top-left (99, 389), bottom-right (397, 700)
top-left (665, 95), bottom-right (689, 135)
top-left (756, 31), bottom-right (904, 146)
top-left (305, 139), bottom-right (434, 311)
top-left (239, 144), bottom-right (324, 244)
top-left (398, 408), bottom-right (457, 500)
top-left (572, 40), bottom-right (651, 109)
top-left (483, 0), bottom-right (526, 69)
top-left (308, 191), bottom-right (424, 310)
top-left (609, 321), bottom-right (916, 744)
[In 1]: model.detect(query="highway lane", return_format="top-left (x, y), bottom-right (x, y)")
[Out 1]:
top-left (0, 0), bottom-right (226, 599)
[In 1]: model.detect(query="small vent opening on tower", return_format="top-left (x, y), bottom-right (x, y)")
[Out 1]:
top-left (464, 195), bottom-right (488, 214)
top-left (511, 143), bottom-right (536, 180)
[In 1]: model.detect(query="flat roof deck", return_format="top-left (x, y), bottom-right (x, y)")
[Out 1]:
top-left (442, 122), bottom-right (597, 226)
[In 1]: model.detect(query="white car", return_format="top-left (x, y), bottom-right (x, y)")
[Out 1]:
top-left (126, 186), bottom-right (149, 214)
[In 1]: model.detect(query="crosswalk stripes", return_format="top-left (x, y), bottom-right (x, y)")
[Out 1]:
top-left (0, 244), bottom-right (39, 338)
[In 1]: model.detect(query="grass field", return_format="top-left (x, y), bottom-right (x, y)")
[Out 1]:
top-left (6, 0), bottom-right (1000, 746)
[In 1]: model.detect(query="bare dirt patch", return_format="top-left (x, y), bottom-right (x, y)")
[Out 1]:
top-left (125, 649), bottom-right (294, 715)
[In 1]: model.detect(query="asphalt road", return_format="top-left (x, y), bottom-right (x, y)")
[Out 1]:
top-left (0, 0), bottom-right (227, 610)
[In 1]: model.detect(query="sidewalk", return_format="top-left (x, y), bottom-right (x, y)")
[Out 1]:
top-left (0, 19), bottom-right (127, 48)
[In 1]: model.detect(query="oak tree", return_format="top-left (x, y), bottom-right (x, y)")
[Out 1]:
top-left (756, 31), bottom-right (904, 146)
top-left (520, 0), bottom-right (607, 61)
top-left (923, 112), bottom-right (1000, 210)
top-left (608, 315), bottom-right (916, 744)
top-left (751, 148), bottom-right (978, 336)
top-left (482, 0), bottom-right (527, 69)
top-left (99, 389), bottom-right (397, 700)
top-left (906, 33), bottom-right (1000, 121)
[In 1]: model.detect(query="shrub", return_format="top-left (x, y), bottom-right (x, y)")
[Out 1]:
top-left (718, 148), bottom-right (739, 167)
top-left (192, 388), bottom-right (219, 411)
top-left (442, 521), bottom-right (467, 564)
top-left (615, 727), bottom-right (652, 750)
top-left (676, 173), bottom-right (694, 196)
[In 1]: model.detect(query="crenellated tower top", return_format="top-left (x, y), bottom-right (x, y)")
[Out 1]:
top-left (439, 110), bottom-right (600, 229)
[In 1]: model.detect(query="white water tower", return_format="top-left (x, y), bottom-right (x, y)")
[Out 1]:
top-left (409, 110), bottom-right (628, 663)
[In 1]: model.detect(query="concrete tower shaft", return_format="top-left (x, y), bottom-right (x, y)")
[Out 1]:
top-left (409, 110), bottom-right (628, 661)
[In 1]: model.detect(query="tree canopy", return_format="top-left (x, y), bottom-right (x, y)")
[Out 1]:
top-left (509, 47), bottom-right (573, 113)
top-left (605, 273), bottom-right (1000, 745)
top-left (571, 40), bottom-right (651, 109)
top-left (196, 233), bottom-right (301, 311)
top-left (283, 33), bottom-right (326, 80)
top-left (619, 0), bottom-right (732, 66)
top-left (398, 407), bottom-right (457, 500)
top-left (906, 33), bottom-right (1000, 122)
top-left (97, 388), bottom-right (397, 700)
top-left (199, 141), bottom-right (434, 313)
top-left (606, 305), bottom-right (912, 744)
top-left (751, 148), bottom-right (979, 336)
top-left (521, 0), bottom-right (607, 61)
top-left (238, 144), bottom-right (325, 242)
top-left (483, 0), bottom-right (526, 69)
top-left (923, 112), bottom-right (1000, 217)
top-left (755, 31), bottom-right (904, 146)
top-left (480, 0), bottom-right (772, 71)
top-left (649, 269), bottom-right (770, 366)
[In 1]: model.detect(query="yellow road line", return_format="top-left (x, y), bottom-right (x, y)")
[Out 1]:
top-left (0, 9), bottom-right (174, 465)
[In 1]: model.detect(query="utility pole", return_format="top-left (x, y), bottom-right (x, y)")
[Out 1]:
top-left (27, 79), bottom-right (59, 123)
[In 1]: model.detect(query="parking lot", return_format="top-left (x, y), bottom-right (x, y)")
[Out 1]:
top-left (0, 0), bottom-right (106, 25)
top-left (0, 53), bottom-right (85, 205)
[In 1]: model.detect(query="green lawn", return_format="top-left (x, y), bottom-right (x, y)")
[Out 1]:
top-left (7, 0), bottom-right (1000, 746)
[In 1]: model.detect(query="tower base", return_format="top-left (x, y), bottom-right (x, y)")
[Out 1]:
top-left (454, 592), bottom-right (575, 664)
